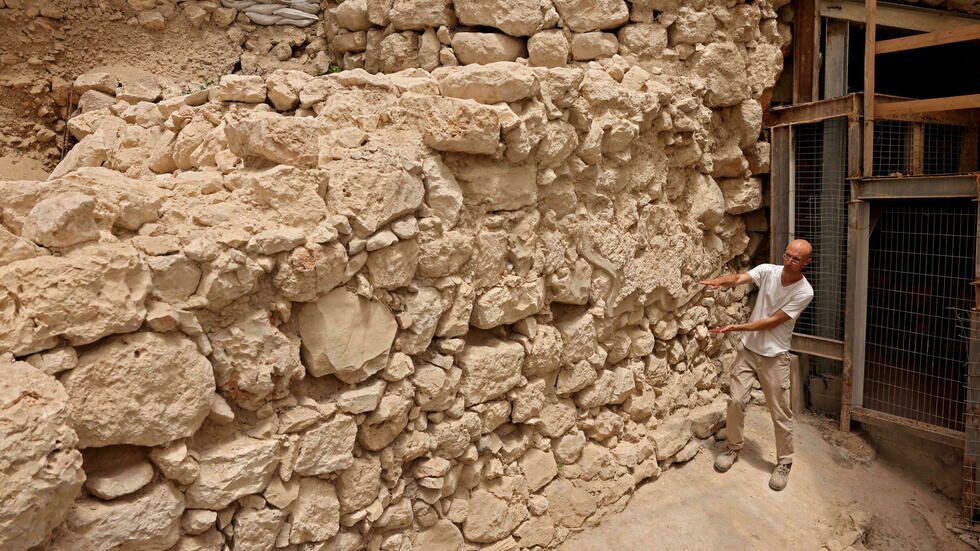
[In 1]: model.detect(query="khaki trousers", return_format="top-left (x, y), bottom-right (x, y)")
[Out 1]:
top-left (726, 344), bottom-right (794, 465)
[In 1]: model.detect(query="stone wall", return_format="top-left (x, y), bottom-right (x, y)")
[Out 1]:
top-left (1, 1), bottom-right (783, 550)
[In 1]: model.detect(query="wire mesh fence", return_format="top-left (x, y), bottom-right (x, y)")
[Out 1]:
top-left (863, 200), bottom-right (975, 432)
top-left (956, 307), bottom-right (980, 525)
top-left (873, 120), bottom-right (910, 177)
top-left (793, 118), bottom-right (849, 341)
top-left (923, 123), bottom-right (964, 175)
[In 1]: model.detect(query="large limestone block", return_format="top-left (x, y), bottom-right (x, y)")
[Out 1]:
top-left (541, 478), bottom-right (597, 528)
top-left (445, 155), bottom-right (537, 211)
top-left (0, 360), bottom-right (84, 551)
top-left (322, 155), bottom-right (425, 235)
top-left (0, 244), bottom-right (150, 355)
top-left (20, 191), bottom-right (100, 248)
top-left (209, 310), bottom-right (304, 410)
top-left (225, 112), bottom-right (323, 167)
top-left (452, 32), bottom-right (527, 65)
top-left (337, 455), bottom-right (382, 513)
top-left (695, 41), bottom-right (750, 107)
top-left (528, 30), bottom-right (570, 67)
top-left (718, 177), bottom-right (762, 214)
top-left (389, 0), bottom-right (455, 30)
top-left (571, 32), bottom-right (619, 61)
top-left (366, 239), bottom-right (419, 290)
top-left (298, 288), bottom-right (397, 382)
top-left (185, 434), bottom-right (280, 510)
top-left (688, 173), bottom-right (726, 229)
top-left (334, 0), bottom-right (372, 30)
top-left (0, 225), bottom-right (42, 267)
top-left (210, 74), bottom-right (266, 103)
top-left (669, 7), bottom-right (716, 44)
top-left (48, 481), bottom-right (184, 551)
top-left (293, 414), bottom-right (358, 477)
top-left (690, 399), bottom-right (727, 438)
top-left (471, 279), bottom-right (546, 329)
top-left (266, 69), bottom-right (312, 111)
top-left (418, 230), bottom-right (474, 278)
top-left (289, 477), bottom-right (340, 544)
top-left (520, 448), bottom-right (558, 492)
top-left (61, 332), bottom-right (215, 448)
top-left (552, 0), bottom-right (628, 32)
top-left (439, 62), bottom-right (540, 104)
top-left (651, 415), bottom-right (693, 460)
top-left (463, 487), bottom-right (528, 543)
top-left (454, 0), bottom-right (549, 36)
top-left (234, 508), bottom-right (284, 551)
top-left (416, 519), bottom-right (464, 550)
top-left (398, 93), bottom-right (502, 155)
top-left (458, 334), bottom-right (524, 406)
top-left (275, 242), bottom-right (349, 301)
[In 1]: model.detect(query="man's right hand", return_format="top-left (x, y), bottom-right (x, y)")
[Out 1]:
top-left (700, 277), bottom-right (725, 289)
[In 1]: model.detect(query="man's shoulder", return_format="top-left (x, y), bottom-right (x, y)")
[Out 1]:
top-left (798, 277), bottom-right (815, 297)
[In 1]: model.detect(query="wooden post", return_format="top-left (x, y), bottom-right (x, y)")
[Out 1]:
top-left (863, 0), bottom-right (877, 177)
top-left (964, 192), bottom-right (980, 521)
top-left (910, 123), bottom-right (924, 176)
top-left (962, 127), bottom-right (979, 173)
top-left (824, 20), bottom-right (850, 99)
top-left (842, 190), bottom-right (870, 431)
top-left (771, 126), bottom-right (793, 264)
top-left (794, 0), bottom-right (821, 103)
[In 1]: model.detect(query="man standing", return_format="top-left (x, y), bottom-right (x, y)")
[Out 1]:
top-left (700, 239), bottom-right (814, 491)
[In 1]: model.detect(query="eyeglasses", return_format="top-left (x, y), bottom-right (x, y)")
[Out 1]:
top-left (783, 253), bottom-right (807, 265)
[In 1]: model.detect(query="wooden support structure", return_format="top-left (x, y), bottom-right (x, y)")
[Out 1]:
top-left (863, 0), bottom-right (876, 178)
top-left (794, 0), bottom-right (822, 103)
top-left (910, 123), bottom-right (925, 175)
top-left (876, 94), bottom-right (980, 118)
top-left (770, 127), bottom-right (793, 264)
top-left (791, 333), bottom-right (845, 360)
top-left (964, 186), bottom-right (980, 519)
top-left (821, 0), bottom-right (980, 32)
top-left (855, 174), bottom-right (980, 200)
top-left (875, 23), bottom-right (980, 54)
top-left (851, 406), bottom-right (966, 447)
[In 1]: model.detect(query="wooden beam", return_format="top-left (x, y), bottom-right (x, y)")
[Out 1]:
top-left (851, 405), bottom-right (965, 448)
top-left (876, 23), bottom-right (980, 54)
top-left (822, 0), bottom-right (980, 33)
top-left (825, 19), bottom-right (851, 99)
top-left (770, 127), bottom-right (792, 265)
top-left (792, 333), bottom-right (845, 360)
top-left (876, 94), bottom-right (980, 117)
top-left (841, 194), bottom-right (870, 431)
top-left (962, 127), bottom-right (979, 173)
top-left (910, 123), bottom-right (924, 175)
top-left (855, 174), bottom-right (980, 199)
top-left (794, 0), bottom-right (821, 103)
top-left (764, 94), bottom-right (861, 127)
top-left (863, 0), bottom-right (877, 178)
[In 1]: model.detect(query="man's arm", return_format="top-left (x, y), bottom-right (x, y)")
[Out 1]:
top-left (709, 310), bottom-right (792, 334)
top-left (700, 272), bottom-right (753, 289)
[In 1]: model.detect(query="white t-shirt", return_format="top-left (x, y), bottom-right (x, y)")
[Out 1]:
top-left (741, 264), bottom-right (814, 357)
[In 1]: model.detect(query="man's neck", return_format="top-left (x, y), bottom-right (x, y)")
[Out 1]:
top-left (781, 269), bottom-right (804, 285)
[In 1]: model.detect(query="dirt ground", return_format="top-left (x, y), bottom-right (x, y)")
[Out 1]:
top-left (561, 407), bottom-right (969, 551)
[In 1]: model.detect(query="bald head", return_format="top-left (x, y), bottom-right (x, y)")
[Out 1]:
top-left (787, 239), bottom-right (812, 258)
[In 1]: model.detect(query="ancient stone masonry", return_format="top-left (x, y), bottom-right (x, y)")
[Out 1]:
top-left (0, 0), bottom-right (784, 549)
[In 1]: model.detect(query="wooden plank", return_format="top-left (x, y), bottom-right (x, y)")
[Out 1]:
top-left (855, 174), bottom-right (980, 199)
top-left (965, 198), bottom-right (980, 519)
top-left (876, 94), bottom-right (980, 117)
top-left (825, 19), bottom-right (850, 98)
top-left (876, 23), bottom-right (980, 54)
top-left (840, 192), bottom-right (869, 432)
top-left (771, 127), bottom-right (792, 265)
top-left (851, 406), bottom-right (965, 448)
top-left (822, 0), bottom-right (980, 33)
top-left (848, 116), bottom-right (863, 179)
top-left (863, 0), bottom-right (877, 178)
top-left (910, 123), bottom-right (924, 175)
top-left (792, 333), bottom-right (845, 360)
top-left (961, 127), bottom-right (979, 173)
top-left (794, 0), bottom-right (821, 103)
top-left (765, 94), bottom-right (860, 127)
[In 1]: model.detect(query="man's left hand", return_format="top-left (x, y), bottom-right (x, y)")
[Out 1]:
top-left (709, 325), bottom-right (738, 334)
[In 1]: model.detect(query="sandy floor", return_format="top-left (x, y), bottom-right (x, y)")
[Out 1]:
top-left (0, 155), bottom-right (48, 180)
top-left (561, 407), bottom-right (968, 551)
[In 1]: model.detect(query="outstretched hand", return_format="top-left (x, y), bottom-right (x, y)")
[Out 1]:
top-left (709, 325), bottom-right (738, 334)
top-left (699, 278), bottom-right (722, 289)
